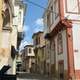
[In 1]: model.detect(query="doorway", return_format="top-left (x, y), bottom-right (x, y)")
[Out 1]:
top-left (58, 60), bottom-right (64, 80)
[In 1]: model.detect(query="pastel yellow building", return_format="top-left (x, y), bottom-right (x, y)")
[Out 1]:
top-left (32, 31), bottom-right (46, 74)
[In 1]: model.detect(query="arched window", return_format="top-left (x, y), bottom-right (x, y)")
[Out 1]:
top-left (57, 33), bottom-right (63, 54)
top-left (3, 9), bottom-right (10, 27)
top-left (2, 0), bottom-right (10, 28)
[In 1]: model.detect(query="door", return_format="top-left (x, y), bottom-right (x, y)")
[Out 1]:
top-left (58, 61), bottom-right (64, 80)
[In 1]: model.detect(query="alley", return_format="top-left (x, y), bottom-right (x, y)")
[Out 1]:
top-left (17, 72), bottom-right (50, 80)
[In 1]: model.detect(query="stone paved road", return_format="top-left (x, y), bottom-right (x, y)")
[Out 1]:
top-left (17, 72), bottom-right (50, 80)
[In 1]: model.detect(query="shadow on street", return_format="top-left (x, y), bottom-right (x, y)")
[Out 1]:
top-left (17, 72), bottom-right (50, 80)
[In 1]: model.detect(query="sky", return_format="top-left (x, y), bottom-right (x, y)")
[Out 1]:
top-left (19, 0), bottom-right (48, 50)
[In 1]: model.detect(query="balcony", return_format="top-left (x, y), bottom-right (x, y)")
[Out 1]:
top-left (2, 26), bottom-right (12, 32)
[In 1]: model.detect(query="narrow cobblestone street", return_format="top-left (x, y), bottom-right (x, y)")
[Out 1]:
top-left (17, 72), bottom-right (50, 80)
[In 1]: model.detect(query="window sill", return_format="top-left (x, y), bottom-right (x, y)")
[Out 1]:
top-left (2, 27), bottom-right (12, 32)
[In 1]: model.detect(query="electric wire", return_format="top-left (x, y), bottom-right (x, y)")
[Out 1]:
top-left (24, 0), bottom-right (80, 33)
top-left (25, 0), bottom-right (58, 15)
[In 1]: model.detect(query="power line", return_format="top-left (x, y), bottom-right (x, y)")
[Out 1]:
top-left (26, 0), bottom-right (47, 10)
top-left (24, 0), bottom-right (80, 26)
top-left (25, 0), bottom-right (79, 19)
top-left (25, 0), bottom-right (57, 15)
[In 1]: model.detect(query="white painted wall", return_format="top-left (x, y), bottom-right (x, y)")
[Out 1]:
top-left (44, 0), bottom-right (60, 33)
top-left (51, 40), bottom-right (55, 64)
top-left (0, 31), bottom-right (11, 70)
top-left (18, 8), bottom-right (24, 32)
top-left (72, 23), bottom-right (80, 70)
top-left (13, 6), bottom-right (19, 26)
top-left (49, 0), bottom-right (60, 32)
top-left (11, 26), bottom-right (17, 49)
top-left (25, 47), bottom-right (35, 57)
top-left (1, 31), bottom-right (11, 48)
top-left (62, 30), bottom-right (68, 70)
top-left (13, 1), bottom-right (25, 32)
top-left (63, 0), bottom-right (80, 21)
top-left (54, 30), bottom-right (68, 70)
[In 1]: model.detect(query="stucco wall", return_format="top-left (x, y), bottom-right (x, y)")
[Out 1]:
top-left (63, 0), bottom-right (80, 21)
top-left (53, 30), bottom-right (68, 70)
top-left (0, 31), bottom-right (11, 70)
top-left (72, 23), bottom-right (80, 70)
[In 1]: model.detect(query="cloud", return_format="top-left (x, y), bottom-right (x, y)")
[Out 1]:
top-left (19, 40), bottom-right (32, 51)
top-left (19, 39), bottom-right (33, 52)
top-left (33, 18), bottom-right (44, 33)
top-left (35, 18), bottom-right (43, 26)
top-left (33, 26), bottom-right (43, 33)
top-left (19, 41), bottom-right (28, 50)
top-left (19, 18), bottom-right (44, 51)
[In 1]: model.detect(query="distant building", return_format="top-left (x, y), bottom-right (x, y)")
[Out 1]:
top-left (21, 45), bottom-right (35, 73)
top-left (43, 0), bottom-right (80, 80)
top-left (32, 31), bottom-right (46, 74)
top-left (16, 54), bottom-right (22, 72)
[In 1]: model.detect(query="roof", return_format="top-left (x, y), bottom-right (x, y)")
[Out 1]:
top-left (32, 31), bottom-right (43, 38)
top-left (24, 45), bottom-right (34, 48)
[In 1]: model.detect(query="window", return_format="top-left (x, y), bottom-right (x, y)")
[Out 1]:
top-left (26, 48), bottom-right (28, 53)
top-left (66, 0), bottom-right (79, 13)
top-left (29, 48), bottom-right (31, 53)
top-left (50, 5), bottom-right (54, 24)
top-left (2, 7), bottom-right (10, 28)
top-left (47, 12), bottom-right (51, 27)
top-left (38, 37), bottom-right (40, 44)
top-left (58, 61), bottom-right (64, 79)
top-left (57, 33), bottom-right (63, 54)
top-left (36, 38), bottom-right (38, 45)
top-left (54, 0), bottom-right (59, 19)
top-left (18, 12), bottom-right (21, 23)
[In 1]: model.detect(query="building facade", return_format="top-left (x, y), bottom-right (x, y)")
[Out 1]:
top-left (0, 0), bottom-right (26, 75)
top-left (0, 0), bottom-right (14, 74)
top-left (12, 0), bottom-right (26, 50)
top-left (12, 0), bottom-right (26, 74)
top-left (44, 0), bottom-right (80, 80)
top-left (32, 31), bottom-right (46, 74)
top-left (21, 45), bottom-right (35, 73)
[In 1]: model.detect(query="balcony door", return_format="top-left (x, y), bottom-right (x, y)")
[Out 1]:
top-left (58, 61), bottom-right (64, 80)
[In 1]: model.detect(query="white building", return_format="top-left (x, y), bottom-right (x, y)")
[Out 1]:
top-left (43, 0), bottom-right (80, 80)
top-left (21, 45), bottom-right (35, 73)
top-left (11, 0), bottom-right (26, 74)
top-left (12, 0), bottom-right (26, 49)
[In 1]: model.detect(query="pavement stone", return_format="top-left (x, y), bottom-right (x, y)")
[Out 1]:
top-left (17, 72), bottom-right (50, 80)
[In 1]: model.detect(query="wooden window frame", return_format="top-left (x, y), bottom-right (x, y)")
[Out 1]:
top-left (57, 33), bottom-right (63, 54)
